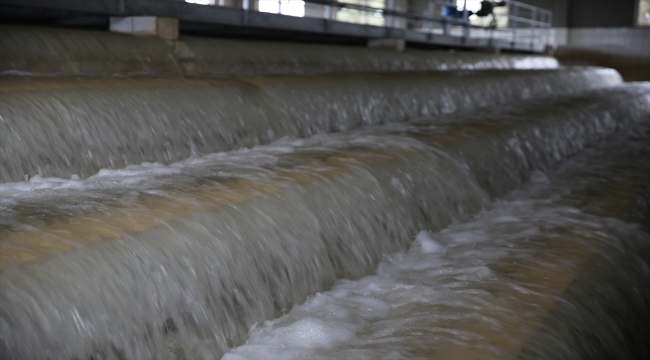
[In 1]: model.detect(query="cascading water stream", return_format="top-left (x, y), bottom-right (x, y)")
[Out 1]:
top-left (223, 121), bottom-right (650, 360)
top-left (0, 68), bottom-right (621, 182)
top-left (1, 82), bottom-right (650, 360)
top-left (1, 24), bottom-right (649, 360)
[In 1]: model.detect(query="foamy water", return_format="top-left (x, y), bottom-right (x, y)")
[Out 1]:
top-left (223, 124), bottom-right (650, 360)
top-left (2, 83), bottom-right (650, 360)
top-left (0, 68), bottom-right (621, 183)
top-left (223, 203), bottom-right (650, 360)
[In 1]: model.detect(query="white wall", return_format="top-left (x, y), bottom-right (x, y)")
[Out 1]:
top-left (562, 27), bottom-right (650, 55)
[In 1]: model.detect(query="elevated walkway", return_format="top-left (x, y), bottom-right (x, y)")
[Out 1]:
top-left (0, 0), bottom-right (553, 52)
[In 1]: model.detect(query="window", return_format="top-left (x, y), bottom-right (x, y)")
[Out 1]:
top-left (456, 0), bottom-right (482, 13)
top-left (186, 0), bottom-right (215, 4)
top-left (258, 0), bottom-right (305, 17)
top-left (637, 0), bottom-right (650, 26)
top-left (455, 0), bottom-right (508, 27)
top-left (337, 0), bottom-right (385, 26)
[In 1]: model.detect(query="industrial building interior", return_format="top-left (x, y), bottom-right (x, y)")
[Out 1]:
top-left (1, 0), bottom-right (650, 359)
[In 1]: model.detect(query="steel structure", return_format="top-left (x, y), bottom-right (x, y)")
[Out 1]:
top-left (0, 0), bottom-right (552, 52)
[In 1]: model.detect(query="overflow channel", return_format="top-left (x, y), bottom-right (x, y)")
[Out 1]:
top-left (1, 25), bottom-right (650, 360)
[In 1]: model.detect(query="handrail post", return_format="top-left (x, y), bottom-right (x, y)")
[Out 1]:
top-left (242, 0), bottom-right (249, 24)
top-left (547, 11), bottom-right (553, 46)
top-left (511, 2), bottom-right (518, 46)
top-left (386, 0), bottom-right (394, 28)
top-left (324, 3), bottom-right (332, 20)
top-left (427, 0), bottom-right (434, 32)
top-left (462, 3), bottom-right (469, 40)
top-left (530, 7), bottom-right (536, 49)
top-left (443, 0), bottom-right (454, 36)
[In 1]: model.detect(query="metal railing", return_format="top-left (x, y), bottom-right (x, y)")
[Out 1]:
top-left (508, 0), bottom-right (553, 49)
top-left (185, 0), bottom-right (553, 49)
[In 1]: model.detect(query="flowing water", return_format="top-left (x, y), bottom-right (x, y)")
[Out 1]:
top-left (0, 68), bottom-right (621, 182)
top-left (1, 77), bottom-right (650, 360)
top-left (1, 26), bottom-right (649, 359)
top-left (223, 122), bottom-right (650, 360)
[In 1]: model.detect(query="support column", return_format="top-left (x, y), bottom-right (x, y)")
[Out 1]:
top-left (109, 16), bottom-right (179, 40)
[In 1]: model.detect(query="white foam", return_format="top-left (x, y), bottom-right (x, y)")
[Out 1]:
top-left (413, 230), bottom-right (445, 254)
top-left (0, 134), bottom-right (425, 201)
top-left (222, 193), bottom-right (650, 360)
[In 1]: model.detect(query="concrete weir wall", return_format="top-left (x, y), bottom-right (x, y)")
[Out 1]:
top-left (2, 23), bottom-right (650, 360)
top-left (0, 23), bottom-right (581, 183)
top-left (0, 25), bottom-right (558, 76)
top-left (553, 27), bottom-right (650, 82)
top-left (0, 67), bottom-right (622, 183)
top-left (3, 84), bottom-right (650, 360)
